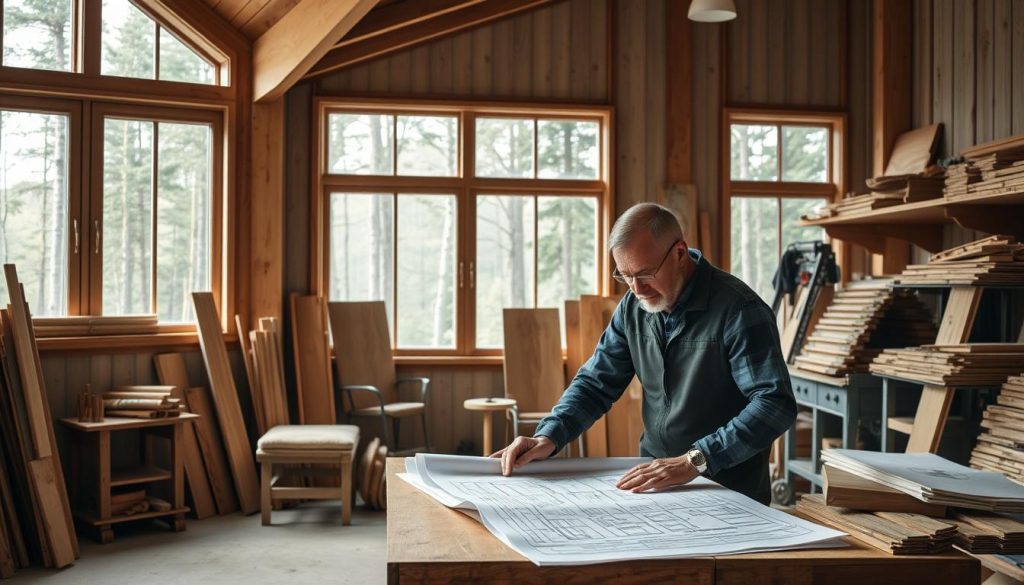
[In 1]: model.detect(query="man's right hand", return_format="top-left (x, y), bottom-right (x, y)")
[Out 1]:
top-left (489, 435), bottom-right (556, 476)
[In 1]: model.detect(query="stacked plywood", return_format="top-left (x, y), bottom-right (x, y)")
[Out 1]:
top-left (971, 374), bottom-right (1024, 484)
top-left (894, 236), bottom-right (1024, 286)
top-left (796, 494), bottom-right (956, 555)
top-left (793, 280), bottom-right (936, 377)
top-left (822, 464), bottom-right (947, 516)
top-left (801, 192), bottom-right (906, 221)
top-left (870, 344), bottom-right (1024, 386)
top-left (948, 512), bottom-right (1024, 554)
top-left (0, 265), bottom-right (78, 573)
top-left (945, 134), bottom-right (1024, 201)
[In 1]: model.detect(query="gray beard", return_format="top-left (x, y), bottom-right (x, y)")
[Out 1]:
top-left (637, 278), bottom-right (686, 314)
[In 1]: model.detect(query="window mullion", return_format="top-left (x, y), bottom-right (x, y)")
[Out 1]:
top-left (151, 122), bottom-right (159, 316)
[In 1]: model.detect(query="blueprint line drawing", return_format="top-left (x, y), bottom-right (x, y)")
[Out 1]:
top-left (402, 454), bottom-right (847, 565)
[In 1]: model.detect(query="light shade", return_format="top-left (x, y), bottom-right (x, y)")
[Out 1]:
top-left (688, 0), bottom-right (737, 22)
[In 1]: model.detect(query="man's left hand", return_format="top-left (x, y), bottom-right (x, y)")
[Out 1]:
top-left (616, 456), bottom-right (700, 493)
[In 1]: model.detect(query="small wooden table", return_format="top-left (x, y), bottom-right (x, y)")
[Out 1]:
top-left (61, 414), bottom-right (196, 543)
top-left (385, 459), bottom-right (979, 584)
top-left (463, 397), bottom-right (516, 455)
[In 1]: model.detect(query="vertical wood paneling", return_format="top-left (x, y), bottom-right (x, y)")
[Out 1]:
top-left (691, 16), bottom-right (721, 258)
top-left (992, 0), bottom-right (1012, 135)
top-left (1014, 0), bottom-right (1024, 135)
top-left (568, 0), bottom-right (590, 99)
top-left (549, 1), bottom-right (571, 99)
top-left (429, 38), bottom-right (454, 95)
top-left (645, 0), bottom-right (666, 203)
top-left (471, 26), bottom-right (494, 96)
top-left (452, 32), bottom-right (473, 95)
top-left (766, 0), bottom-right (786, 104)
top-left (952, 0), bottom-right (976, 154)
top-left (912, 0), bottom-right (932, 129)
top-left (932, 0), bottom-right (954, 157)
top-left (615, 0), bottom-right (648, 215)
top-left (975, 0), bottom-right (994, 144)
top-left (511, 12), bottom-right (534, 97)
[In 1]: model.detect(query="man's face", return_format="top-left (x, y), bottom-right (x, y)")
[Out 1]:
top-left (612, 231), bottom-right (687, 313)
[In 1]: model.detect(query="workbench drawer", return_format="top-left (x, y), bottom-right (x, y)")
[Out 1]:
top-left (792, 379), bottom-right (816, 406)
top-left (817, 385), bottom-right (846, 413)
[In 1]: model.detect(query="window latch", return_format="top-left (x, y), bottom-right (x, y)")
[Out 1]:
top-left (458, 262), bottom-right (464, 289)
top-left (72, 219), bottom-right (80, 255)
top-left (93, 220), bottom-right (101, 255)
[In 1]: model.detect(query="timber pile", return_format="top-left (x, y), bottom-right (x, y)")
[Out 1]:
top-left (796, 494), bottom-right (956, 554)
top-left (0, 265), bottom-right (78, 575)
top-left (236, 316), bottom-right (289, 435)
top-left (792, 280), bottom-right (936, 377)
top-left (945, 134), bottom-right (1024, 201)
top-left (894, 236), bottom-right (1024, 286)
top-left (822, 464), bottom-right (947, 516)
top-left (801, 192), bottom-right (906, 221)
top-left (358, 437), bottom-right (388, 511)
top-left (102, 385), bottom-right (183, 419)
top-left (970, 374), bottom-right (1024, 485)
top-left (31, 315), bottom-right (158, 337)
top-left (869, 344), bottom-right (1024, 386)
top-left (948, 512), bottom-right (1024, 554)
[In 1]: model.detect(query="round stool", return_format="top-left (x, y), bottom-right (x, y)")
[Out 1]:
top-left (463, 398), bottom-right (517, 456)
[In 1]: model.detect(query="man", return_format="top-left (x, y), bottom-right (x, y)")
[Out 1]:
top-left (491, 202), bottom-right (796, 504)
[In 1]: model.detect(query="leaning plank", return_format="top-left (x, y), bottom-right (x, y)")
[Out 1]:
top-left (191, 292), bottom-right (260, 514)
top-left (184, 386), bottom-right (239, 515)
top-left (290, 295), bottom-right (335, 425)
top-left (3, 265), bottom-right (77, 566)
top-left (153, 353), bottom-right (217, 519)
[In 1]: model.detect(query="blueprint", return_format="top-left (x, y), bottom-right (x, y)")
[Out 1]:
top-left (401, 454), bottom-right (847, 566)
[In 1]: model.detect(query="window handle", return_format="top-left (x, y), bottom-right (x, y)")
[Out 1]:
top-left (458, 262), bottom-right (464, 289)
top-left (93, 220), bottom-right (101, 255)
top-left (469, 261), bottom-right (474, 288)
top-left (72, 219), bottom-right (80, 255)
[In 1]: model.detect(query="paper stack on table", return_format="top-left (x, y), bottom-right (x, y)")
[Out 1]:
top-left (399, 454), bottom-right (847, 566)
top-left (822, 449), bottom-right (1024, 513)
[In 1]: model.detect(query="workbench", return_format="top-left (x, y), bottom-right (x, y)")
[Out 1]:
top-left (385, 458), bottom-right (978, 584)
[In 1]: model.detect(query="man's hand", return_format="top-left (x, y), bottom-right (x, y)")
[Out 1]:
top-left (489, 436), bottom-right (557, 476)
top-left (616, 456), bottom-right (700, 493)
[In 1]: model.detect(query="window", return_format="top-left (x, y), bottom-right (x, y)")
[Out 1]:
top-left (723, 111), bottom-right (843, 301)
top-left (318, 103), bottom-right (610, 354)
top-left (2, 0), bottom-right (223, 85)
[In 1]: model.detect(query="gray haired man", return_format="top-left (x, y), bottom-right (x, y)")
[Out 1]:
top-left (491, 202), bottom-right (796, 504)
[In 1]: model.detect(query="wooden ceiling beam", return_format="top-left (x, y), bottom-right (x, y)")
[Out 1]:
top-left (304, 0), bottom-right (556, 80)
top-left (253, 0), bottom-right (380, 102)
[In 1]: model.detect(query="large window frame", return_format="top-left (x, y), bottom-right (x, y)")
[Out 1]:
top-left (720, 109), bottom-right (846, 276)
top-left (0, 0), bottom-right (240, 348)
top-left (314, 98), bottom-right (614, 357)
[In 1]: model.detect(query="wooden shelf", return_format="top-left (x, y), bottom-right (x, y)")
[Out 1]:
top-left (800, 190), bottom-right (1024, 252)
top-left (111, 465), bottom-right (173, 487)
top-left (76, 507), bottom-right (189, 527)
top-left (887, 415), bottom-right (964, 435)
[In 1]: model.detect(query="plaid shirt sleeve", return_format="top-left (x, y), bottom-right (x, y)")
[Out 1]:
top-left (692, 299), bottom-right (796, 476)
top-left (533, 301), bottom-right (636, 452)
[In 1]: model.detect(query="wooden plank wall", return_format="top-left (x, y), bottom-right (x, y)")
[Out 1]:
top-left (316, 0), bottom-right (608, 102)
top-left (911, 0), bottom-right (1024, 254)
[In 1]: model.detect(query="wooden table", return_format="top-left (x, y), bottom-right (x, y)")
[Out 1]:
top-left (61, 414), bottom-right (196, 543)
top-left (462, 397), bottom-right (516, 455)
top-left (386, 459), bottom-right (979, 584)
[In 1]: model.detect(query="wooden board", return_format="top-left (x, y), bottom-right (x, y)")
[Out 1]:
top-left (153, 353), bottom-right (216, 519)
top-left (823, 465), bottom-right (947, 516)
top-left (502, 309), bottom-right (563, 418)
top-left (577, 296), bottom-right (609, 457)
top-left (327, 301), bottom-right (397, 411)
top-left (184, 386), bottom-right (239, 515)
top-left (191, 292), bottom-right (260, 515)
top-left (883, 124), bottom-right (941, 177)
top-left (290, 295), bottom-right (335, 425)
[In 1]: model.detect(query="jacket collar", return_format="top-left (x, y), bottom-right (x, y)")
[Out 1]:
top-left (642, 248), bottom-right (711, 334)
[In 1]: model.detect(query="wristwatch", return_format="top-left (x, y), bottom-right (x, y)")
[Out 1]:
top-left (686, 447), bottom-right (708, 474)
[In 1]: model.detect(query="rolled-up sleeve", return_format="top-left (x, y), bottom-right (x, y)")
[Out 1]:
top-left (533, 300), bottom-right (636, 451)
top-left (692, 300), bottom-right (796, 476)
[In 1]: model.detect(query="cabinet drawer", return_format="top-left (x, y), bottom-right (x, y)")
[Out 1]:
top-left (817, 385), bottom-right (847, 413)
top-left (792, 379), bottom-right (815, 405)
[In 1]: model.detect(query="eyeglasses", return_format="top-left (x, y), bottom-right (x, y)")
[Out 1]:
top-left (612, 239), bottom-right (682, 285)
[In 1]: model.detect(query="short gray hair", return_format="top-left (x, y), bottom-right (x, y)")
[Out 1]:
top-left (608, 203), bottom-right (683, 250)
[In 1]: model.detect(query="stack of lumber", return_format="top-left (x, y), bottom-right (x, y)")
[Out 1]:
top-left (822, 449), bottom-right (1024, 513)
top-left (31, 315), bottom-right (158, 337)
top-left (970, 374), bottom-right (1024, 485)
top-left (358, 437), bottom-right (388, 511)
top-left (801, 192), bottom-right (906, 221)
top-left (192, 292), bottom-right (260, 515)
top-left (948, 512), bottom-right (1024, 554)
top-left (796, 494), bottom-right (956, 554)
top-left (236, 316), bottom-right (289, 435)
top-left (0, 265), bottom-right (78, 574)
top-left (894, 236), bottom-right (1024, 286)
top-left (866, 175), bottom-right (946, 203)
top-left (793, 280), bottom-right (936, 376)
top-left (822, 464), bottom-right (947, 516)
top-left (945, 134), bottom-right (1024, 201)
top-left (102, 385), bottom-right (183, 419)
top-left (870, 344), bottom-right (1024, 386)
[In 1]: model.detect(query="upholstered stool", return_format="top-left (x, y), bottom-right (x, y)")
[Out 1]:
top-left (256, 425), bottom-right (359, 525)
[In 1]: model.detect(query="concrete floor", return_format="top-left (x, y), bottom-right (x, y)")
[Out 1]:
top-left (8, 503), bottom-right (387, 584)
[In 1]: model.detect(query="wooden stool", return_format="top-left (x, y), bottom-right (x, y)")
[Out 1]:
top-left (463, 398), bottom-right (517, 456)
top-left (256, 425), bottom-right (359, 526)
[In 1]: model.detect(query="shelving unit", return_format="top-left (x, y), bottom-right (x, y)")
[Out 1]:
top-left (61, 414), bottom-right (196, 543)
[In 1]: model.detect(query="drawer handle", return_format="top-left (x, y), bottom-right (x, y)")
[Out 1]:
top-left (825, 393), bottom-right (831, 402)
top-left (832, 394), bottom-right (840, 404)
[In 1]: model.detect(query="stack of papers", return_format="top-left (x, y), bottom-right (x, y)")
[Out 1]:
top-left (400, 454), bottom-right (847, 566)
top-left (821, 449), bottom-right (1024, 513)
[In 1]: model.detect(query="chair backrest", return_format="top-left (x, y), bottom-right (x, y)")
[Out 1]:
top-left (327, 301), bottom-right (397, 411)
top-left (290, 294), bottom-right (335, 424)
top-left (502, 308), bottom-right (564, 414)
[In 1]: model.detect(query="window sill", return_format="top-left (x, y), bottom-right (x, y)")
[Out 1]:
top-left (36, 332), bottom-right (236, 354)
